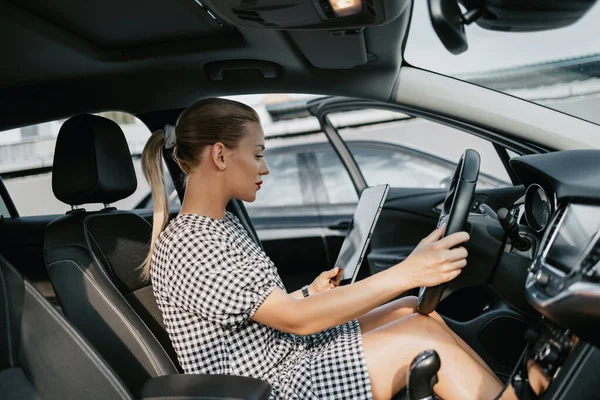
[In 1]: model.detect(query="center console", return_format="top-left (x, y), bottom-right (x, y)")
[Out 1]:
top-left (526, 202), bottom-right (600, 346)
top-left (523, 202), bottom-right (600, 398)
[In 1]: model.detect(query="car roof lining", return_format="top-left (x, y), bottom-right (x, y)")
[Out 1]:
top-left (0, 0), bottom-right (412, 131)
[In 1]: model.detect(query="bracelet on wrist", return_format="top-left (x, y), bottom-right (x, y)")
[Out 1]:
top-left (301, 285), bottom-right (310, 298)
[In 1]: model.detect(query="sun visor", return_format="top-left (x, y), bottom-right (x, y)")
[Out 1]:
top-left (290, 30), bottom-right (368, 69)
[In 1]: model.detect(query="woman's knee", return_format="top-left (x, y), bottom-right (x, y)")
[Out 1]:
top-left (428, 309), bottom-right (449, 329)
top-left (362, 314), bottom-right (458, 399)
top-left (389, 313), bottom-right (453, 343)
top-left (398, 296), bottom-right (445, 329)
top-left (409, 314), bottom-right (461, 351)
top-left (403, 295), bottom-right (418, 310)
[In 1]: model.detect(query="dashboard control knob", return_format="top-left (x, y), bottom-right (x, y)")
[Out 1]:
top-left (538, 342), bottom-right (560, 366)
top-left (534, 270), bottom-right (550, 288)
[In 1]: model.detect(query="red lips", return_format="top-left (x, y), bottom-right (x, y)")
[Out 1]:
top-left (256, 181), bottom-right (263, 190)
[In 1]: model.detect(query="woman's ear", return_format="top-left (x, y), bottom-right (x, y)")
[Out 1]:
top-left (210, 142), bottom-right (227, 170)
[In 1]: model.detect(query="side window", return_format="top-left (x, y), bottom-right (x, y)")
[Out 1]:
top-left (247, 131), bottom-right (359, 208)
top-left (312, 150), bottom-right (358, 204)
top-left (248, 151), bottom-right (306, 208)
top-left (0, 113), bottom-right (159, 217)
top-left (134, 168), bottom-right (181, 210)
top-left (0, 193), bottom-right (10, 218)
top-left (348, 145), bottom-right (455, 188)
top-left (0, 176), bottom-right (12, 218)
top-left (331, 109), bottom-right (512, 189)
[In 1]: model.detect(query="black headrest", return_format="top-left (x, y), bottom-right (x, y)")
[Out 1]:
top-left (52, 114), bottom-right (137, 206)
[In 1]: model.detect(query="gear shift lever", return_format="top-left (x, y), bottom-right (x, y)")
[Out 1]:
top-left (407, 349), bottom-right (441, 400)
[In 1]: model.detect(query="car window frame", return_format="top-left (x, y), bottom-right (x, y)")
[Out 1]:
top-left (0, 177), bottom-right (18, 218)
top-left (307, 97), bottom-right (547, 194)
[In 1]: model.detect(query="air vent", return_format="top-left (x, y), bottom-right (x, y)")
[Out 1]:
top-left (231, 8), bottom-right (265, 23)
top-left (542, 206), bottom-right (566, 254)
top-left (582, 238), bottom-right (600, 275)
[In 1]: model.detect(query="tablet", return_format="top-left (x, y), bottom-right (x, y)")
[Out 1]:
top-left (335, 184), bottom-right (389, 285)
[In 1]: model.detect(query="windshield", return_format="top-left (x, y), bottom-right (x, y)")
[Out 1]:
top-left (405, 1), bottom-right (600, 126)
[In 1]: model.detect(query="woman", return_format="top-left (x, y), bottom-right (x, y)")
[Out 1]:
top-left (141, 98), bottom-right (545, 399)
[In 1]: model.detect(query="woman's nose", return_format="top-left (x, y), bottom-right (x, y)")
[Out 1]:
top-left (261, 160), bottom-right (270, 176)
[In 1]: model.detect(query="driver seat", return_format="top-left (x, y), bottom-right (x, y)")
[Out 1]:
top-left (44, 114), bottom-right (269, 395)
top-left (44, 114), bottom-right (411, 399)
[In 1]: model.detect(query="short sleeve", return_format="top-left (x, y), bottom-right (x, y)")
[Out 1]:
top-left (167, 239), bottom-right (278, 327)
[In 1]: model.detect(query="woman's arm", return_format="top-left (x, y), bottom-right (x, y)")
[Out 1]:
top-left (253, 228), bottom-right (469, 335)
top-left (289, 267), bottom-right (341, 299)
top-left (254, 265), bottom-right (410, 335)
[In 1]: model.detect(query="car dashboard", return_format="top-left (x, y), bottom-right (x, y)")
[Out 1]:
top-left (527, 202), bottom-right (600, 343)
top-left (509, 150), bottom-right (600, 348)
top-left (496, 150), bottom-right (600, 397)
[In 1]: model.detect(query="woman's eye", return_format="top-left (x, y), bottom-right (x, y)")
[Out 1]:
top-left (256, 155), bottom-right (264, 159)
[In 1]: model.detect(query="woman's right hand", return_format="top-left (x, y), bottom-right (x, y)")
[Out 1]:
top-left (396, 226), bottom-right (470, 288)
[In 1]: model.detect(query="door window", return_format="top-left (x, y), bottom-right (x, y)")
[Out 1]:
top-left (330, 110), bottom-right (512, 188)
top-left (247, 151), bottom-right (308, 208)
top-left (347, 143), bottom-right (502, 189)
top-left (312, 150), bottom-right (358, 204)
top-left (0, 188), bottom-right (10, 218)
top-left (349, 145), bottom-right (453, 188)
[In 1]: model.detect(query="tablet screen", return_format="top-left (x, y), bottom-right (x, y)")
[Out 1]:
top-left (336, 184), bottom-right (389, 283)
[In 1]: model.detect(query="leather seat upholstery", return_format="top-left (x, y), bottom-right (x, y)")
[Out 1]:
top-left (44, 114), bottom-right (180, 393)
top-left (1, 254), bottom-right (272, 400)
top-left (0, 255), bottom-right (134, 399)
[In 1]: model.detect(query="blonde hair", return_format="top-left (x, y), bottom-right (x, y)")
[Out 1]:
top-left (140, 98), bottom-right (260, 280)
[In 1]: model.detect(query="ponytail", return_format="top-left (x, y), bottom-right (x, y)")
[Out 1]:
top-left (140, 129), bottom-right (169, 281)
top-left (139, 98), bottom-right (261, 281)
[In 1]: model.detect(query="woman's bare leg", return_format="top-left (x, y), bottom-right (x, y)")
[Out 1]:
top-left (358, 295), bottom-right (496, 379)
top-left (362, 313), bottom-right (517, 400)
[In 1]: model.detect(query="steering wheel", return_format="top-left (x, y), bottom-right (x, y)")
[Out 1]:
top-left (416, 149), bottom-right (480, 315)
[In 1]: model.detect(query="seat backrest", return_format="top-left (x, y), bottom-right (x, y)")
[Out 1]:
top-left (44, 114), bottom-right (179, 393)
top-left (0, 255), bottom-right (133, 400)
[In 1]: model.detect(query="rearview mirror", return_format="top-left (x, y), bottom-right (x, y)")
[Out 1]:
top-left (463, 0), bottom-right (597, 32)
top-left (428, 0), bottom-right (598, 55)
top-left (428, 0), bottom-right (468, 55)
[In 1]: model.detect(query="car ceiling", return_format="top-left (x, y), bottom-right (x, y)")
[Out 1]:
top-left (0, 0), bottom-right (412, 130)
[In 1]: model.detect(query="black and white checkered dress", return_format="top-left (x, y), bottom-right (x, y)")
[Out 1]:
top-left (151, 212), bottom-right (372, 399)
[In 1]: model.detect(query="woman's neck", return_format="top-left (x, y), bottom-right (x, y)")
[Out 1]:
top-left (179, 172), bottom-right (229, 220)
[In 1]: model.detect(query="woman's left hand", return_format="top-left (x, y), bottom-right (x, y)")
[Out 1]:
top-left (309, 267), bottom-right (342, 294)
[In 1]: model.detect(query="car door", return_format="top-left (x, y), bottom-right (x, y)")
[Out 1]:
top-left (308, 97), bottom-right (544, 379)
top-left (305, 139), bottom-right (511, 272)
